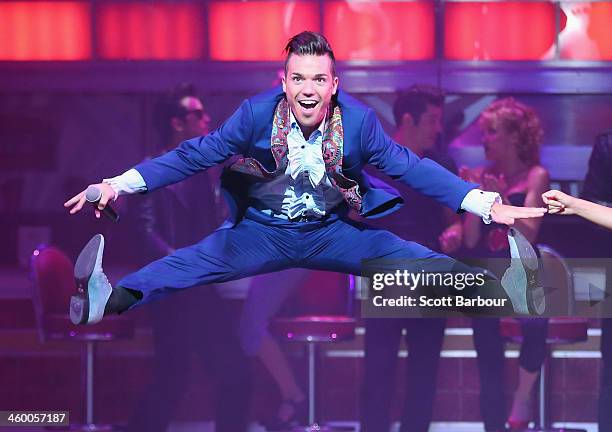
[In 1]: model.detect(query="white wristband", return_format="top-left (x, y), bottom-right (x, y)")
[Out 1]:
top-left (102, 168), bottom-right (147, 199)
top-left (461, 189), bottom-right (502, 224)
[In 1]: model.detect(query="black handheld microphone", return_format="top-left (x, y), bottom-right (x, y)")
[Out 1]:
top-left (85, 186), bottom-right (120, 222)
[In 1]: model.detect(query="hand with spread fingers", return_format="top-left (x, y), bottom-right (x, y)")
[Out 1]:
top-left (64, 182), bottom-right (117, 219)
top-left (490, 201), bottom-right (547, 226)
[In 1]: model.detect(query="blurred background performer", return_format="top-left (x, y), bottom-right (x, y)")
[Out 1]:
top-left (461, 97), bottom-right (550, 430)
top-left (578, 129), bottom-right (612, 432)
top-left (124, 84), bottom-right (250, 432)
top-left (360, 85), bottom-right (459, 432)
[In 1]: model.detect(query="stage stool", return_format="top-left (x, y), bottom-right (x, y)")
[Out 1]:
top-left (501, 244), bottom-right (588, 432)
top-left (30, 245), bottom-right (134, 431)
top-left (270, 272), bottom-right (357, 432)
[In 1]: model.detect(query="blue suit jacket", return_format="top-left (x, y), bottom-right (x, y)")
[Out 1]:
top-left (135, 86), bottom-right (476, 224)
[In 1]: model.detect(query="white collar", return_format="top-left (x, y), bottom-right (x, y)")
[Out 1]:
top-left (289, 109), bottom-right (326, 137)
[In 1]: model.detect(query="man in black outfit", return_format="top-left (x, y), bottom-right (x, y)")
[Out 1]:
top-left (125, 84), bottom-right (250, 432)
top-left (361, 85), bottom-right (461, 432)
top-left (581, 129), bottom-right (612, 432)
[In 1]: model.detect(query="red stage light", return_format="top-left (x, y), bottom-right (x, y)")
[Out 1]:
top-left (590, 2), bottom-right (612, 59)
top-left (444, 2), bottom-right (556, 60)
top-left (96, 2), bottom-right (204, 60)
top-left (558, 1), bottom-right (612, 60)
top-left (208, 1), bottom-right (320, 61)
top-left (325, 1), bottom-right (435, 61)
top-left (0, 2), bottom-right (92, 60)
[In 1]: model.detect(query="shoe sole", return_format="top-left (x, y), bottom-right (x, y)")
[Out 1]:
top-left (70, 234), bottom-right (105, 324)
top-left (507, 228), bottom-right (544, 315)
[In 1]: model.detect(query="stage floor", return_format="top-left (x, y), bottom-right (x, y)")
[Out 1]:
top-left (0, 421), bottom-right (599, 431)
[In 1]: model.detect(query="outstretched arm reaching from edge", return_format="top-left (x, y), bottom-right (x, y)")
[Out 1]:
top-left (543, 189), bottom-right (612, 230)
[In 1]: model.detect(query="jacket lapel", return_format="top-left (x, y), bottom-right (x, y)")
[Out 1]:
top-left (322, 105), bottom-right (361, 211)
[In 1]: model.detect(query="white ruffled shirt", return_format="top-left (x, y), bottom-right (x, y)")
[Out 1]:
top-left (248, 110), bottom-right (344, 219)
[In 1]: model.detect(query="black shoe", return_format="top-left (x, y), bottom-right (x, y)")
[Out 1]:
top-left (70, 234), bottom-right (113, 324)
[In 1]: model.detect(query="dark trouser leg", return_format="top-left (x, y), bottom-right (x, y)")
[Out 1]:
top-left (401, 318), bottom-right (447, 432)
top-left (125, 297), bottom-right (196, 432)
top-left (361, 318), bottom-right (403, 432)
top-left (518, 318), bottom-right (548, 373)
top-left (127, 288), bottom-right (250, 432)
top-left (473, 318), bottom-right (507, 431)
top-left (197, 290), bottom-right (251, 432)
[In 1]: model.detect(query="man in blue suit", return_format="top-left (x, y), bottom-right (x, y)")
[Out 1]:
top-left (65, 31), bottom-right (544, 326)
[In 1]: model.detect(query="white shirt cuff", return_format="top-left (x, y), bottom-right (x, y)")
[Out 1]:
top-left (102, 168), bottom-right (147, 199)
top-left (460, 189), bottom-right (502, 224)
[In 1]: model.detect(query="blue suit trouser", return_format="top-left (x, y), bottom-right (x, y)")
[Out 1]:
top-left (118, 207), bottom-right (456, 309)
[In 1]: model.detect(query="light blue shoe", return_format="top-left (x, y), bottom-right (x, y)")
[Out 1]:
top-left (70, 234), bottom-right (113, 324)
top-left (501, 227), bottom-right (545, 315)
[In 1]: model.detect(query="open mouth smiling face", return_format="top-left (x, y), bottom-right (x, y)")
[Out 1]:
top-left (283, 53), bottom-right (338, 138)
top-left (297, 100), bottom-right (319, 113)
